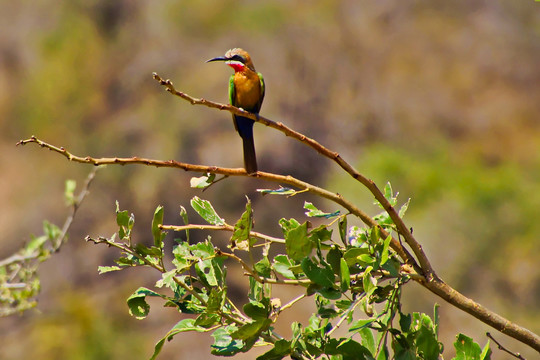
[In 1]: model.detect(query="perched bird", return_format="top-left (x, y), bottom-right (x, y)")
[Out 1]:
top-left (207, 48), bottom-right (265, 174)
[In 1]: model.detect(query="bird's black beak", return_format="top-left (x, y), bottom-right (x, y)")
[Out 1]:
top-left (206, 56), bottom-right (228, 63)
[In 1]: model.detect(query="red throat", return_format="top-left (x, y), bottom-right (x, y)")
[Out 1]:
top-left (227, 62), bottom-right (245, 73)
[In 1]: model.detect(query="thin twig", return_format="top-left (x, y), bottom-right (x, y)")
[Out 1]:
top-left (487, 332), bottom-right (526, 360)
top-left (160, 223), bottom-right (285, 244)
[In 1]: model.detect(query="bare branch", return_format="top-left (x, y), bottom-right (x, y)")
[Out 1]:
top-left (486, 332), bottom-right (527, 360)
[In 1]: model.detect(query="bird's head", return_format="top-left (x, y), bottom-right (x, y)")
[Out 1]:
top-left (207, 48), bottom-right (256, 73)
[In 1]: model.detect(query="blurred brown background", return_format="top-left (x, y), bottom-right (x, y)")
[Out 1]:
top-left (1, 1), bottom-right (539, 359)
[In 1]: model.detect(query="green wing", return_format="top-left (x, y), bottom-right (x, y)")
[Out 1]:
top-left (228, 74), bottom-right (236, 106)
top-left (257, 72), bottom-right (265, 112)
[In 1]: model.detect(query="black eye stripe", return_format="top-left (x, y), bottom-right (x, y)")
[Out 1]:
top-left (230, 54), bottom-right (246, 63)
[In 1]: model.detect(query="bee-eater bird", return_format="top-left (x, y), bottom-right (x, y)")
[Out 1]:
top-left (207, 48), bottom-right (265, 174)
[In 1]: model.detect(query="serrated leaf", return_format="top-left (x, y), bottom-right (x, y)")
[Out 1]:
top-left (191, 197), bottom-right (225, 225)
top-left (190, 173), bottom-right (216, 188)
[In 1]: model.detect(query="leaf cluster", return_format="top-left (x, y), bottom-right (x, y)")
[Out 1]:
top-left (90, 181), bottom-right (492, 359)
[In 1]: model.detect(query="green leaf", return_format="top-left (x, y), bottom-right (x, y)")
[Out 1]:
top-left (207, 287), bottom-right (226, 313)
top-left (211, 326), bottom-right (243, 356)
top-left (256, 339), bottom-right (291, 360)
top-left (194, 313), bottom-right (221, 328)
top-left (257, 187), bottom-right (297, 196)
top-left (370, 226), bottom-right (380, 245)
top-left (64, 179), bottom-right (76, 205)
top-left (338, 217), bottom-right (348, 245)
top-left (116, 201), bottom-right (134, 241)
top-left (179, 206), bottom-right (189, 243)
top-left (380, 235), bottom-right (392, 266)
top-left (24, 234), bottom-right (48, 255)
top-left (155, 269), bottom-right (177, 289)
top-left (231, 198), bottom-right (253, 247)
top-left (190, 173), bottom-right (215, 188)
top-left (343, 248), bottom-right (373, 267)
top-left (310, 225), bottom-right (333, 246)
top-left (383, 182), bottom-right (398, 207)
top-left (304, 201), bottom-right (340, 218)
top-left (362, 266), bottom-right (376, 297)
top-left (126, 287), bottom-right (163, 319)
top-left (453, 334), bottom-right (485, 360)
top-left (97, 266), bottom-right (122, 274)
top-left (358, 327), bottom-right (375, 354)
top-left (152, 205), bottom-right (165, 249)
top-left (244, 299), bottom-right (270, 320)
top-left (416, 322), bottom-right (442, 359)
top-left (335, 338), bottom-right (371, 360)
top-left (191, 197), bottom-right (225, 225)
top-left (150, 319), bottom-right (207, 360)
top-left (301, 257), bottom-right (335, 288)
top-left (326, 246), bottom-right (342, 275)
top-left (231, 318), bottom-right (272, 340)
top-left (285, 221), bottom-right (312, 262)
top-left (399, 198), bottom-right (411, 217)
top-left (349, 319), bottom-right (375, 332)
top-left (254, 257), bottom-right (272, 278)
top-left (195, 258), bottom-right (219, 287)
top-left (340, 258), bottom-right (350, 291)
top-left (272, 255), bottom-right (296, 279)
top-left (480, 341), bottom-right (492, 360)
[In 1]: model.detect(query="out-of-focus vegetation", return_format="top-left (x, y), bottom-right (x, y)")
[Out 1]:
top-left (0, 1), bottom-right (538, 359)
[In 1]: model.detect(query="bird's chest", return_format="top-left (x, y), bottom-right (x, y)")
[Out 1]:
top-left (233, 73), bottom-right (260, 109)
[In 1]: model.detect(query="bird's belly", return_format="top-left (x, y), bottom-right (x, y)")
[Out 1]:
top-left (234, 78), bottom-right (261, 111)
